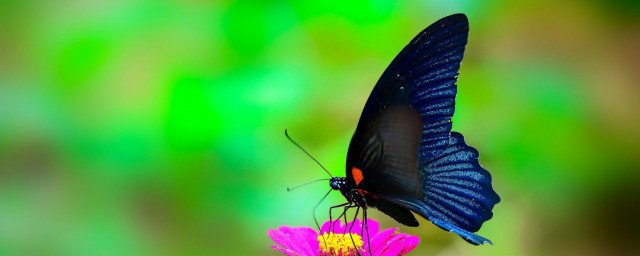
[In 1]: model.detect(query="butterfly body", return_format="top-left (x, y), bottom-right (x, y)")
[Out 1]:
top-left (330, 13), bottom-right (500, 245)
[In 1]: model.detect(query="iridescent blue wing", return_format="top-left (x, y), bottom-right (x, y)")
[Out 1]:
top-left (377, 132), bottom-right (500, 245)
top-left (378, 194), bottom-right (495, 245)
top-left (354, 14), bottom-right (468, 162)
top-left (420, 132), bottom-right (500, 243)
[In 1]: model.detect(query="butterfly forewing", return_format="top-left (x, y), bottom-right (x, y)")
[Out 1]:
top-left (356, 14), bottom-right (469, 163)
top-left (346, 106), bottom-right (423, 199)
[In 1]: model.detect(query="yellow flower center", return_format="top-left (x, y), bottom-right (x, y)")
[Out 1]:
top-left (317, 232), bottom-right (364, 255)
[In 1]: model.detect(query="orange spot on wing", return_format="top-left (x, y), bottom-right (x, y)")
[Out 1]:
top-left (351, 167), bottom-right (364, 186)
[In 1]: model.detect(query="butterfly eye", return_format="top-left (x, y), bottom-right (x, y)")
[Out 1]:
top-left (329, 180), bottom-right (340, 190)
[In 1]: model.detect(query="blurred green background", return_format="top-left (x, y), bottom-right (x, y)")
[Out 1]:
top-left (2, 0), bottom-right (640, 255)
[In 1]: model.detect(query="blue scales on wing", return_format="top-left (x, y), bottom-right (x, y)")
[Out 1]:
top-left (419, 132), bottom-right (500, 244)
top-left (376, 132), bottom-right (500, 245)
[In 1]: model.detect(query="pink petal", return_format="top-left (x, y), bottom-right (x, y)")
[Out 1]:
top-left (381, 233), bottom-right (420, 256)
top-left (344, 218), bottom-right (362, 235)
top-left (320, 219), bottom-right (343, 234)
top-left (281, 226), bottom-right (318, 256)
top-left (267, 226), bottom-right (318, 256)
top-left (359, 218), bottom-right (380, 249)
top-left (375, 234), bottom-right (407, 256)
top-left (398, 235), bottom-right (420, 255)
top-left (365, 218), bottom-right (381, 236)
top-left (369, 227), bottom-right (397, 254)
top-left (345, 219), bottom-right (367, 244)
top-left (379, 242), bottom-right (404, 256)
top-left (267, 228), bottom-right (301, 255)
top-left (332, 219), bottom-right (347, 234)
top-left (267, 229), bottom-right (295, 251)
top-left (291, 226), bottom-right (320, 254)
top-left (270, 245), bottom-right (300, 256)
top-left (344, 218), bottom-right (379, 237)
top-left (392, 234), bottom-right (420, 255)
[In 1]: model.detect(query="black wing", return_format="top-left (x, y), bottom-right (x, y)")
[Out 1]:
top-left (346, 106), bottom-right (423, 199)
top-left (345, 106), bottom-right (423, 227)
top-left (354, 13), bottom-right (469, 163)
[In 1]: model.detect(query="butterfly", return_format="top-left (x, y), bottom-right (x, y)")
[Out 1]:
top-left (324, 13), bottom-right (501, 246)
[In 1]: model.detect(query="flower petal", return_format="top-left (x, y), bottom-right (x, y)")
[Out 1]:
top-left (282, 226), bottom-right (318, 255)
top-left (380, 233), bottom-right (420, 256)
top-left (397, 235), bottom-right (420, 255)
top-left (346, 218), bottom-right (378, 236)
top-left (321, 219), bottom-right (343, 234)
top-left (377, 234), bottom-right (407, 256)
top-left (365, 218), bottom-right (380, 236)
top-left (359, 218), bottom-right (380, 249)
top-left (379, 242), bottom-right (404, 256)
top-left (270, 245), bottom-right (300, 256)
top-left (386, 235), bottom-right (410, 254)
top-left (267, 229), bottom-right (295, 251)
top-left (299, 227), bottom-right (321, 255)
top-left (332, 219), bottom-right (347, 234)
top-left (369, 228), bottom-right (397, 254)
top-left (369, 228), bottom-right (398, 255)
top-left (345, 218), bottom-right (362, 235)
top-left (268, 226), bottom-right (318, 256)
top-left (267, 228), bottom-right (300, 254)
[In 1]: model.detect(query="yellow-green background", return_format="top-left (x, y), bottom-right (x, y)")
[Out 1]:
top-left (2, 0), bottom-right (639, 255)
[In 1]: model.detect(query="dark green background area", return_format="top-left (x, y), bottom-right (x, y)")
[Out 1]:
top-left (1, 0), bottom-right (639, 255)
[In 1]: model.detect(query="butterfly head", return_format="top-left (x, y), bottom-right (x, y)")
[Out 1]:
top-left (329, 177), bottom-right (347, 191)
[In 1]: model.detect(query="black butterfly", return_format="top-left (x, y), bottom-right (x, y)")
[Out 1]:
top-left (325, 13), bottom-right (500, 246)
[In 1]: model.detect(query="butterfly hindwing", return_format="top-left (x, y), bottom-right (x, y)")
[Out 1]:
top-left (365, 194), bottom-right (418, 227)
top-left (375, 193), bottom-right (494, 245)
top-left (421, 132), bottom-right (500, 232)
top-left (380, 132), bottom-right (499, 245)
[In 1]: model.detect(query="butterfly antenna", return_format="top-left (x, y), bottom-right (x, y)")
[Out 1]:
top-left (287, 178), bottom-right (330, 191)
top-left (284, 129), bottom-right (333, 178)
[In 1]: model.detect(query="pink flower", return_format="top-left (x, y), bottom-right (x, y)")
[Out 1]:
top-left (268, 218), bottom-right (419, 256)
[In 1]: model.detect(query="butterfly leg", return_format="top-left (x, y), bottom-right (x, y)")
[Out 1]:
top-left (362, 209), bottom-right (372, 256)
top-left (347, 206), bottom-right (362, 256)
top-left (338, 203), bottom-right (358, 232)
top-left (329, 202), bottom-right (351, 233)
